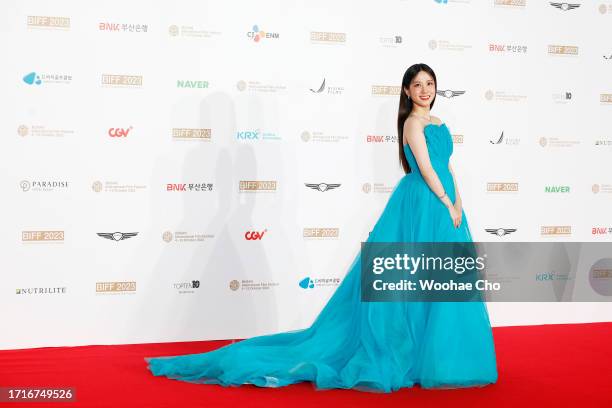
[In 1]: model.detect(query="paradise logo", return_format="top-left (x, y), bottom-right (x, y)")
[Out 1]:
top-left (247, 24), bottom-right (279, 42)
top-left (20, 180), bottom-right (69, 192)
top-left (108, 126), bottom-right (132, 137)
top-left (245, 229), bottom-right (267, 240)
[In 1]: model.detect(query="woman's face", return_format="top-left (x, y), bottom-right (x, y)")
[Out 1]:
top-left (405, 70), bottom-right (436, 108)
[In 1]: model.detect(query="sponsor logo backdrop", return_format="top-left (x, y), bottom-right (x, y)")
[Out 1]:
top-left (1, 0), bottom-right (611, 348)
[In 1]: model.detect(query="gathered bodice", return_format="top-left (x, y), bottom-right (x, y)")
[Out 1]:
top-left (403, 123), bottom-right (453, 175)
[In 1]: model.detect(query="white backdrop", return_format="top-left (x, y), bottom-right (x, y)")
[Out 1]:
top-left (1, 0), bottom-right (611, 350)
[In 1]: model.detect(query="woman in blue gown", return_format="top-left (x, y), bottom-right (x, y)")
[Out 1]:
top-left (146, 63), bottom-right (498, 393)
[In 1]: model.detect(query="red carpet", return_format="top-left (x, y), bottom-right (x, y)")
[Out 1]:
top-left (1, 322), bottom-right (611, 407)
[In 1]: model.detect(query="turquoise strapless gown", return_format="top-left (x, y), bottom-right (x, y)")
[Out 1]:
top-left (146, 123), bottom-right (498, 392)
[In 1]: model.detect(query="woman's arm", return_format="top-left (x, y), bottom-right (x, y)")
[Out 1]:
top-left (404, 118), bottom-right (453, 209)
top-left (448, 162), bottom-right (462, 211)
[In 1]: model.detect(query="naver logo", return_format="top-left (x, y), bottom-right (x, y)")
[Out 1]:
top-left (177, 80), bottom-right (209, 89)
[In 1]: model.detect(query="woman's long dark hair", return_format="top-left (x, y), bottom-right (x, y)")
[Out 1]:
top-left (397, 63), bottom-right (437, 174)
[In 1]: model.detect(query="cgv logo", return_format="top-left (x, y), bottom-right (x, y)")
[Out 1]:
top-left (237, 130), bottom-right (259, 140)
top-left (245, 229), bottom-right (267, 240)
top-left (108, 126), bottom-right (132, 137)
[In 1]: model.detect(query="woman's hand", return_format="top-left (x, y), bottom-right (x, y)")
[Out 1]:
top-left (448, 205), bottom-right (462, 228)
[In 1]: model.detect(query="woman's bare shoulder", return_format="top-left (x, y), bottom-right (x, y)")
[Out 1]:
top-left (430, 115), bottom-right (444, 125)
top-left (403, 117), bottom-right (426, 144)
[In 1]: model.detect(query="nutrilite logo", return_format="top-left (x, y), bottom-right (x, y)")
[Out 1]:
top-left (16, 287), bottom-right (67, 295)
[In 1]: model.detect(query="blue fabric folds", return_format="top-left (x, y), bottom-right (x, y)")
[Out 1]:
top-left (146, 123), bottom-right (498, 392)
